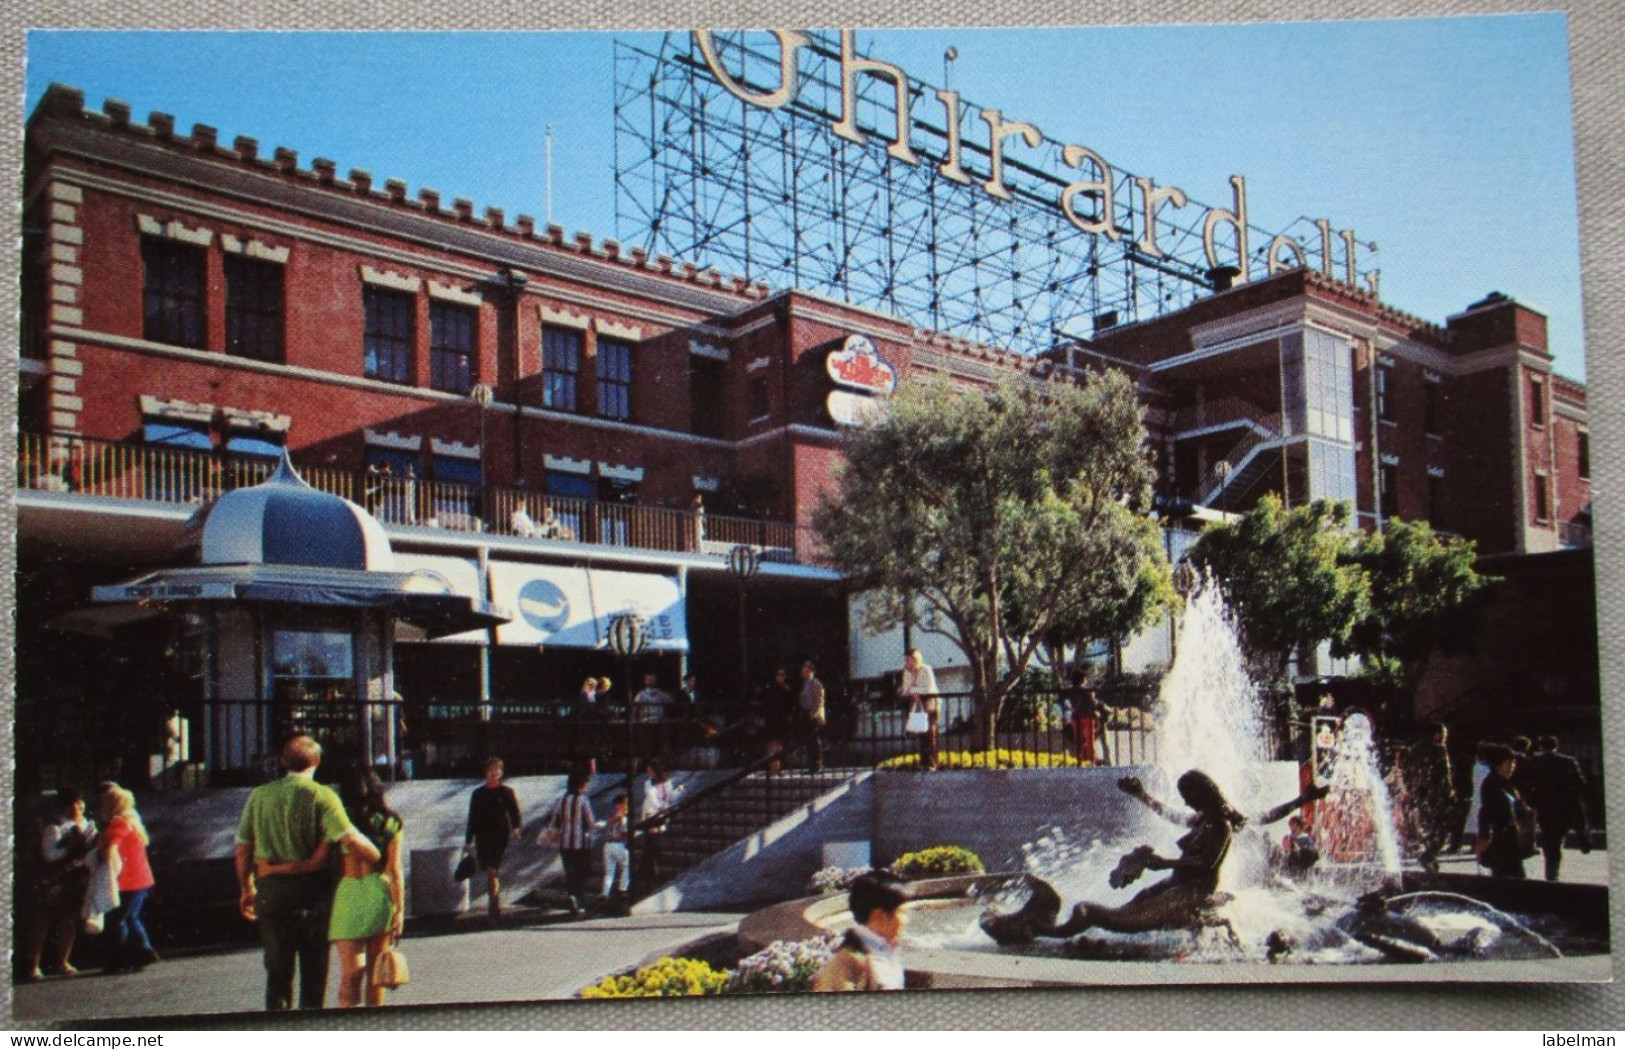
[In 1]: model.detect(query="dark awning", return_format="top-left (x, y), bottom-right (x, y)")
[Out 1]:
top-left (85, 563), bottom-right (509, 639)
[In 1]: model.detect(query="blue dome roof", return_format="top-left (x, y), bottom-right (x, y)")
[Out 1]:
top-left (198, 455), bottom-right (394, 571)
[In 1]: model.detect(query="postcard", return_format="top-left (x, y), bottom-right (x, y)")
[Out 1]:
top-left (10, 17), bottom-right (1616, 1028)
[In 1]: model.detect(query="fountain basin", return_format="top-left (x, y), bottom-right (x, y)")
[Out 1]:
top-left (738, 872), bottom-right (1611, 988)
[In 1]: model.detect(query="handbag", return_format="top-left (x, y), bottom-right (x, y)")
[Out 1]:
top-left (372, 938), bottom-right (410, 990)
top-left (453, 851), bottom-right (476, 883)
top-left (904, 708), bottom-right (929, 735)
top-left (82, 847), bottom-right (122, 933)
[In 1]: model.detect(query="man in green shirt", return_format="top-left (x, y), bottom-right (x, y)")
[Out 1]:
top-left (235, 735), bottom-right (380, 1011)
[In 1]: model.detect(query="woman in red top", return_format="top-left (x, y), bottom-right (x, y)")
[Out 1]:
top-left (98, 784), bottom-right (157, 974)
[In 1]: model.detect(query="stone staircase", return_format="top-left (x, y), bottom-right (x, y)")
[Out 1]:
top-left (656, 770), bottom-right (847, 883)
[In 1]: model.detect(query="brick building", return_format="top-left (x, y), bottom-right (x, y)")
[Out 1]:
top-left (14, 84), bottom-right (1596, 785)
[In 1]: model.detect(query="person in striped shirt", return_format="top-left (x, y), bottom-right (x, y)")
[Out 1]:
top-left (545, 770), bottom-right (597, 917)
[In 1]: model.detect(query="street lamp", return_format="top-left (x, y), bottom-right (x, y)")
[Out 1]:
top-left (607, 611), bottom-right (648, 897)
top-left (469, 382), bottom-right (494, 528)
top-left (727, 545), bottom-right (760, 720)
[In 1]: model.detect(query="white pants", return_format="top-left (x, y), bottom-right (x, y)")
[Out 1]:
top-left (601, 841), bottom-right (630, 894)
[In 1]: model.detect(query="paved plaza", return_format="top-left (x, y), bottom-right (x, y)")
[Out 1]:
top-left (9, 846), bottom-right (1611, 1026)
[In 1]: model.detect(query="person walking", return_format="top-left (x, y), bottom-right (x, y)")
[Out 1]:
top-left (97, 785), bottom-right (157, 974)
top-left (23, 788), bottom-right (96, 981)
top-left (1405, 721), bottom-right (1458, 873)
top-left (255, 768), bottom-right (405, 1008)
top-left (547, 770), bottom-right (597, 916)
top-left (599, 794), bottom-right (631, 909)
top-left (900, 649), bottom-right (940, 771)
top-left (1476, 743), bottom-right (1529, 880)
top-left (463, 757), bottom-right (523, 927)
top-left (800, 660), bottom-right (827, 773)
top-left (1528, 734), bottom-right (1590, 881)
top-left (236, 735), bottom-right (379, 1011)
top-left (1061, 671), bottom-right (1106, 765)
top-left (639, 760), bottom-right (683, 886)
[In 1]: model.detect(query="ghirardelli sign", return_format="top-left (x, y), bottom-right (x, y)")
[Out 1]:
top-left (825, 334), bottom-right (897, 395)
top-left (694, 30), bottom-right (1376, 295)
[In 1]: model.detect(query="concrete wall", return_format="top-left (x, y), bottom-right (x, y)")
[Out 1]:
top-left (139, 770), bottom-right (731, 919)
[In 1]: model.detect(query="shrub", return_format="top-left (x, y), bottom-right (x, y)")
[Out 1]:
top-left (889, 845), bottom-right (985, 879)
top-left (579, 956), bottom-right (730, 999)
top-left (726, 935), bottom-right (840, 994)
top-left (877, 749), bottom-right (1083, 771)
top-left (808, 865), bottom-right (868, 895)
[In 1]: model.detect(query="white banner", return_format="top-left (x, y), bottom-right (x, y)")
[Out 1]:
top-left (393, 552), bottom-right (486, 643)
top-left (489, 562), bottom-right (686, 651)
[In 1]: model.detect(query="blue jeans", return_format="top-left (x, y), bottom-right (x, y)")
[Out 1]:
top-left (104, 887), bottom-right (152, 967)
top-left (601, 842), bottom-right (630, 895)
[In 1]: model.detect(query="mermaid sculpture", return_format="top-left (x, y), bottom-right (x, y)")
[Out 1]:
top-left (982, 771), bottom-right (1328, 945)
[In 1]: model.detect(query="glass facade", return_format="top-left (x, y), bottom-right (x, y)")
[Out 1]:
top-left (1280, 328), bottom-right (1357, 508)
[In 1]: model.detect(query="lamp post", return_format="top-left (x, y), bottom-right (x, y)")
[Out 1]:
top-left (607, 611), bottom-right (648, 896)
top-left (727, 545), bottom-right (760, 720)
top-left (469, 382), bottom-right (494, 526)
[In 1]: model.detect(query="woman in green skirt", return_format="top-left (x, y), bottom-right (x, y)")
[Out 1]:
top-left (258, 767), bottom-right (404, 1007)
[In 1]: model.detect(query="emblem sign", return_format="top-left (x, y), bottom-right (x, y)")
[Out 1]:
top-left (825, 333), bottom-right (897, 395)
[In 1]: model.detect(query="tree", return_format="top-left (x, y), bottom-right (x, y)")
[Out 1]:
top-left (1339, 517), bottom-right (1490, 698)
top-left (1186, 494), bottom-right (1370, 686)
top-left (813, 370), bottom-right (1169, 747)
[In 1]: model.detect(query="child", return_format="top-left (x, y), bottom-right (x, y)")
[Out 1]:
top-left (1280, 815), bottom-right (1320, 877)
top-left (812, 870), bottom-right (910, 992)
top-left (600, 794), bottom-right (630, 906)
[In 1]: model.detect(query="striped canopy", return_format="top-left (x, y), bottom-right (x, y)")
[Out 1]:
top-left (198, 454), bottom-right (394, 571)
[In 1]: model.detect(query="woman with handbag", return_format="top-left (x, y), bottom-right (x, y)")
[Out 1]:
top-left (97, 785), bottom-right (156, 974)
top-left (257, 768), bottom-right (404, 1007)
top-left (1476, 743), bottom-right (1531, 879)
top-left (901, 650), bottom-right (940, 771)
top-left (463, 757), bottom-right (522, 927)
top-left (23, 787), bottom-right (97, 980)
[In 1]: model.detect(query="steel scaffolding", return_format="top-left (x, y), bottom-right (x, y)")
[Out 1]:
top-left (613, 31), bottom-right (1375, 353)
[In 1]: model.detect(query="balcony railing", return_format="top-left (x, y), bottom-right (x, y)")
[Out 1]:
top-left (18, 431), bottom-right (821, 565)
top-left (1168, 397), bottom-right (1276, 436)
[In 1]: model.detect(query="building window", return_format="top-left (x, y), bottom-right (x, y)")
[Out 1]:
top-left (1375, 363), bottom-right (1394, 423)
top-left (1380, 461), bottom-right (1399, 519)
top-left (542, 328), bottom-right (581, 411)
top-left (1529, 375), bottom-right (1546, 428)
top-left (142, 237), bottom-right (206, 348)
top-left (1533, 470), bottom-right (1550, 522)
top-left (1427, 474), bottom-right (1444, 528)
top-left (270, 627), bottom-right (356, 705)
top-left (748, 376), bottom-right (771, 421)
top-left (364, 286), bottom-right (415, 385)
top-left (224, 255), bottom-right (284, 361)
top-left (1579, 431), bottom-right (1591, 481)
top-left (597, 337), bottom-right (634, 421)
top-left (1423, 379), bottom-right (1440, 436)
top-left (691, 358), bottom-right (726, 437)
top-left (429, 301), bottom-right (477, 394)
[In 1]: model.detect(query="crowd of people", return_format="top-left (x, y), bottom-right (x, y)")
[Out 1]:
top-left (1399, 722), bottom-right (1592, 881)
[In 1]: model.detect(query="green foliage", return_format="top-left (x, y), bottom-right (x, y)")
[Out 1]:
top-left (814, 371), bottom-right (1168, 739)
top-left (876, 749), bottom-right (1083, 771)
top-left (889, 845), bottom-right (986, 879)
top-left (580, 956), bottom-right (730, 999)
top-left (1187, 494), bottom-right (1370, 681)
top-left (1340, 517), bottom-right (1490, 690)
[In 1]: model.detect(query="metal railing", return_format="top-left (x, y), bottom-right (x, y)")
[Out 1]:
top-left (17, 430), bottom-right (819, 563)
top-left (1168, 397), bottom-right (1276, 436)
top-left (16, 687), bottom-right (1210, 796)
top-left (1197, 413), bottom-right (1284, 506)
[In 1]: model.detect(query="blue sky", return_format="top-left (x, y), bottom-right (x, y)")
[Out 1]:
top-left (26, 17), bottom-right (1586, 377)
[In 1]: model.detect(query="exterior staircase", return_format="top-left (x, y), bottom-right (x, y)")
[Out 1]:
top-left (655, 769), bottom-right (847, 885)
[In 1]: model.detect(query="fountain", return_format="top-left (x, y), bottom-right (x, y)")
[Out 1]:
top-left (738, 583), bottom-right (1610, 984)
